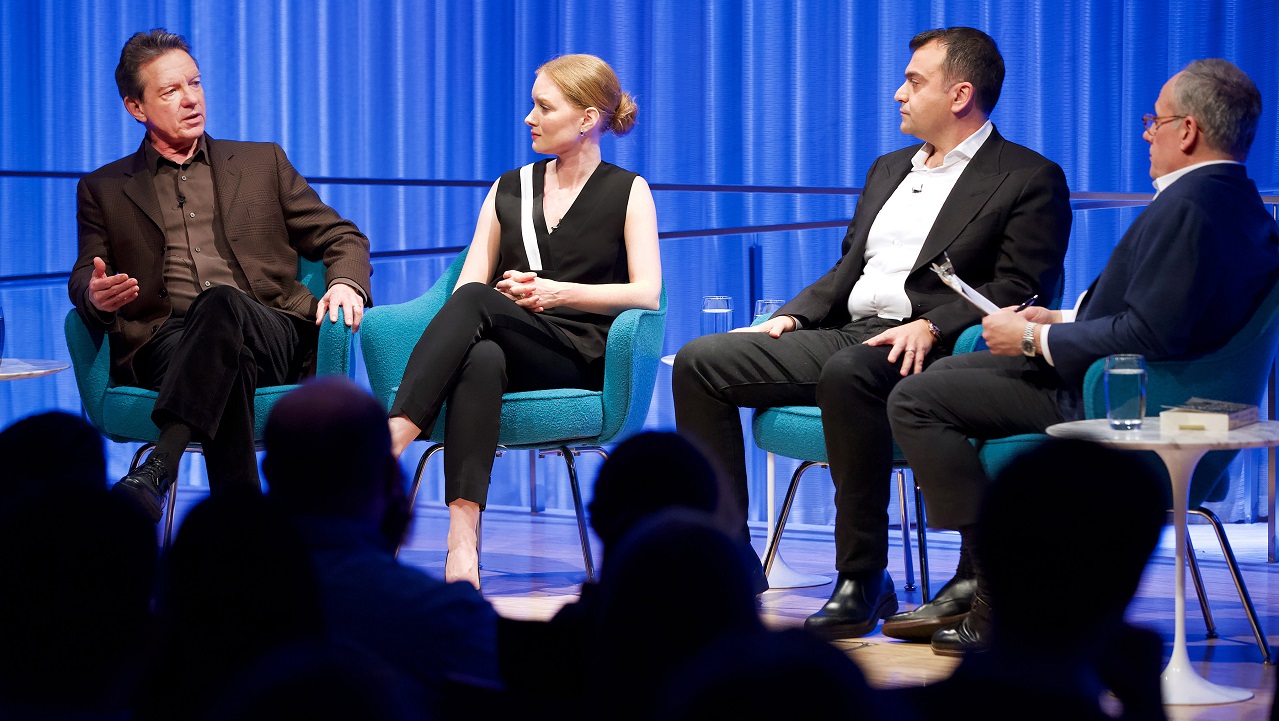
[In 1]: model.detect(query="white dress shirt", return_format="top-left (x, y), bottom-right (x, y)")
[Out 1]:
top-left (846, 120), bottom-right (995, 322)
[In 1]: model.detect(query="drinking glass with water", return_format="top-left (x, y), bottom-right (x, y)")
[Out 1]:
top-left (753, 299), bottom-right (784, 324)
top-left (700, 296), bottom-right (733, 336)
top-left (1104, 354), bottom-right (1146, 430)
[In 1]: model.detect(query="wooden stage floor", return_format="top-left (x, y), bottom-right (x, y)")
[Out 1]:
top-left (396, 506), bottom-right (1279, 721)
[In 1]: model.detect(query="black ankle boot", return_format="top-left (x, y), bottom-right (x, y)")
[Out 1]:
top-left (930, 592), bottom-right (993, 656)
top-left (110, 452), bottom-right (174, 523)
top-left (803, 569), bottom-right (898, 639)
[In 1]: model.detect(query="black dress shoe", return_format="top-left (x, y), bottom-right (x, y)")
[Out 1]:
top-left (804, 569), bottom-right (898, 639)
top-left (930, 594), bottom-right (993, 656)
top-left (881, 576), bottom-right (978, 642)
top-left (110, 453), bottom-right (173, 524)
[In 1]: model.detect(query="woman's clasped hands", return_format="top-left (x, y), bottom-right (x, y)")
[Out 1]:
top-left (496, 269), bottom-right (564, 312)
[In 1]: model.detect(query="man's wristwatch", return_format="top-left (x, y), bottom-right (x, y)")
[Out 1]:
top-left (1021, 322), bottom-right (1037, 357)
top-left (922, 318), bottom-right (943, 342)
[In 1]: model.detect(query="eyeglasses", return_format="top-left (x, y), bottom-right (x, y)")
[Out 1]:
top-left (1142, 113), bottom-right (1187, 132)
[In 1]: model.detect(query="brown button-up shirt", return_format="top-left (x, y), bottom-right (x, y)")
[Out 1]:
top-left (144, 137), bottom-right (250, 316)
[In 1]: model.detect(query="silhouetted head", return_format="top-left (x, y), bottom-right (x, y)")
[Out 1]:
top-left (0, 411), bottom-right (106, 513)
top-left (979, 438), bottom-right (1164, 646)
top-left (148, 489), bottom-right (324, 720)
top-left (204, 640), bottom-right (419, 721)
top-left (590, 508), bottom-right (761, 718)
top-left (588, 431), bottom-right (719, 550)
top-left (657, 628), bottom-right (893, 720)
top-left (0, 486), bottom-right (156, 714)
top-left (263, 377), bottom-right (401, 522)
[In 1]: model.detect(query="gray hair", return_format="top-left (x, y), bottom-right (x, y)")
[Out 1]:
top-left (115, 28), bottom-right (194, 100)
top-left (1173, 59), bottom-right (1261, 160)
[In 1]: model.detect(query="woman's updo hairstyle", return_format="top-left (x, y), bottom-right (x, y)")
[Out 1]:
top-left (536, 54), bottom-right (637, 137)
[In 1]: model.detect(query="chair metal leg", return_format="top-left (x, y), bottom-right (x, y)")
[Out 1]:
top-left (1182, 525), bottom-right (1218, 638)
top-left (162, 481), bottom-right (180, 548)
top-left (895, 467), bottom-right (916, 592)
top-left (528, 450), bottom-right (540, 514)
top-left (1190, 507), bottom-right (1273, 664)
top-left (763, 461), bottom-right (820, 576)
top-left (914, 481), bottom-right (931, 602)
top-left (396, 443), bottom-right (445, 558)
top-left (557, 446), bottom-right (598, 583)
top-left (130, 444), bottom-right (154, 470)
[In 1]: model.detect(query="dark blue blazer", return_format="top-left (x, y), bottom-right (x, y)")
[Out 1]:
top-left (1050, 163), bottom-right (1279, 391)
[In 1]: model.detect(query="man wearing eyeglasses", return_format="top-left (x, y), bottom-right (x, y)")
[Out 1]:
top-left (673, 27), bottom-right (1072, 638)
top-left (889, 59), bottom-right (1279, 654)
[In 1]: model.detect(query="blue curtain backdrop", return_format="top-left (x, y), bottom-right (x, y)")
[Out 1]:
top-left (2, 0), bottom-right (1276, 524)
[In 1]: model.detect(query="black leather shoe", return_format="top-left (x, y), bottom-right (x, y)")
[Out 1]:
top-left (930, 594), bottom-right (992, 656)
top-left (881, 576), bottom-right (978, 642)
top-left (110, 453), bottom-right (173, 524)
top-left (804, 570), bottom-right (898, 639)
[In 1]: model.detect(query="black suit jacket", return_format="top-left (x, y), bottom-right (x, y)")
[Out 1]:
top-left (778, 127), bottom-right (1072, 347)
top-left (70, 135), bottom-right (373, 385)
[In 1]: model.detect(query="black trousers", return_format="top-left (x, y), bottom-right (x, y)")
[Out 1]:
top-left (134, 286), bottom-right (314, 490)
top-left (672, 317), bottom-right (940, 574)
top-left (389, 283), bottom-right (598, 509)
top-left (888, 351), bottom-right (1064, 529)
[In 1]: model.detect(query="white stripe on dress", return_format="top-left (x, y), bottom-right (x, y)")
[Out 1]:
top-left (519, 163), bottom-right (543, 271)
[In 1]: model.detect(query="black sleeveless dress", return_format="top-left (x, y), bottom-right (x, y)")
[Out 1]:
top-left (490, 159), bottom-right (636, 364)
top-left (390, 159), bottom-right (638, 506)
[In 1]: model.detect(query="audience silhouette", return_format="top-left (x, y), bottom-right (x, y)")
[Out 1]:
top-left (589, 507), bottom-right (764, 720)
top-left (138, 489), bottom-right (324, 721)
top-left (0, 412), bottom-right (156, 719)
top-left (890, 438), bottom-right (1168, 720)
top-left (0, 392), bottom-right (1220, 719)
top-left (0, 410), bottom-right (107, 513)
top-left (656, 627), bottom-right (897, 720)
top-left (497, 431), bottom-right (726, 711)
top-left (204, 639), bottom-right (422, 721)
top-left (586, 430), bottom-right (724, 549)
top-left (262, 376), bottom-right (501, 711)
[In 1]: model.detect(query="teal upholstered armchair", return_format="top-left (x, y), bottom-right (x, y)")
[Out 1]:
top-left (359, 249), bottom-right (668, 583)
top-left (749, 320), bottom-right (987, 601)
top-left (974, 279), bottom-right (1279, 662)
top-left (64, 257), bottom-right (355, 544)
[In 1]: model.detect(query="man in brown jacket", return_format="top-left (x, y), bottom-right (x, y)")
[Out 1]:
top-left (69, 28), bottom-right (372, 522)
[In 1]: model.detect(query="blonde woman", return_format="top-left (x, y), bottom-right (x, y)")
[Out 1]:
top-left (388, 55), bottom-right (661, 588)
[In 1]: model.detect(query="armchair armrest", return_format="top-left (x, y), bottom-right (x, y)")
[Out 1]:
top-left (1083, 351), bottom-right (1272, 421)
top-left (315, 318), bottom-right (354, 378)
top-left (598, 287), bottom-right (668, 443)
top-left (952, 324), bottom-right (986, 355)
top-left (361, 251), bottom-right (469, 409)
top-left (64, 309), bottom-right (111, 429)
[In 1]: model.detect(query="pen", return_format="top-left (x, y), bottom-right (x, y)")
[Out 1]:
top-left (1014, 294), bottom-right (1038, 312)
